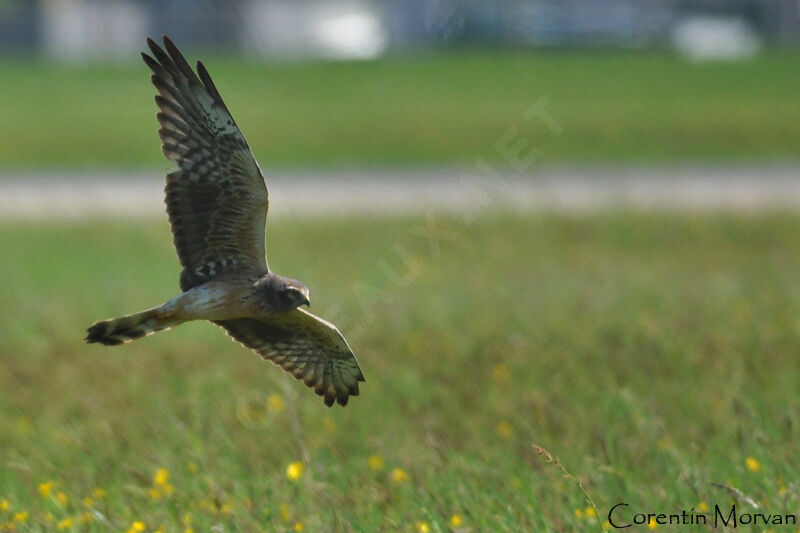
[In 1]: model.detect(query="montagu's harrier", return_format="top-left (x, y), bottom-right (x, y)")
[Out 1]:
top-left (86, 36), bottom-right (364, 407)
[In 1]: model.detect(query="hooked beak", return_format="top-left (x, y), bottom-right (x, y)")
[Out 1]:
top-left (303, 293), bottom-right (311, 307)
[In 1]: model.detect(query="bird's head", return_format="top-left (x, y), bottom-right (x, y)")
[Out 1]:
top-left (284, 278), bottom-right (311, 308)
top-left (253, 274), bottom-right (311, 313)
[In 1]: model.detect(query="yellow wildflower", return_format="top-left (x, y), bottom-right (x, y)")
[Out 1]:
top-left (79, 512), bottom-right (93, 524)
top-left (220, 503), bottom-right (233, 515)
top-left (603, 520), bottom-right (612, 531)
top-left (0, 499), bottom-right (8, 512)
top-left (57, 517), bottom-right (74, 530)
top-left (56, 491), bottom-right (69, 505)
top-left (648, 517), bottom-right (658, 529)
top-left (184, 529), bottom-right (195, 533)
top-left (697, 501), bottom-right (709, 512)
top-left (416, 521), bottom-right (430, 533)
top-left (492, 363), bottom-right (510, 382)
top-left (585, 506), bottom-right (596, 518)
top-left (496, 420), bottom-right (513, 440)
top-left (38, 481), bottom-right (54, 498)
top-left (745, 457), bottom-right (762, 472)
top-left (154, 468), bottom-right (169, 486)
top-left (294, 522), bottom-right (304, 532)
top-left (182, 512), bottom-right (193, 525)
top-left (130, 520), bottom-right (146, 532)
top-left (574, 508), bottom-right (584, 519)
top-left (450, 514), bottom-right (463, 527)
top-left (279, 503), bottom-right (292, 523)
top-left (367, 455), bottom-right (384, 471)
top-left (267, 394), bottom-right (285, 413)
top-left (149, 487), bottom-right (161, 501)
top-left (13, 511), bottom-right (28, 523)
top-left (390, 468), bottom-right (409, 483)
top-left (286, 461), bottom-right (304, 481)
top-left (82, 496), bottom-right (93, 507)
top-left (92, 488), bottom-right (106, 500)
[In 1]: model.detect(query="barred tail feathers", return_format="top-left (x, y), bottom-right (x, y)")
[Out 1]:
top-left (86, 308), bottom-right (175, 346)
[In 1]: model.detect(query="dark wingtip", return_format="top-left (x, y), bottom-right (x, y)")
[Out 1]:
top-left (318, 386), bottom-right (357, 407)
top-left (141, 52), bottom-right (160, 73)
top-left (146, 36), bottom-right (160, 55)
top-left (197, 60), bottom-right (213, 84)
top-left (196, 60), bottom-right (210, 85)
top-left (162, 35), bottom-right (183, 64)
top-left (162, 34), bottom-right (176, 49)
top-left (336, 389), bottom-right (349, 406)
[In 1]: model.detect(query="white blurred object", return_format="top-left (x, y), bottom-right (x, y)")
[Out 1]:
top-left (672, 16), bottom-right (761, 61)
top-left (312, 9), bottom-right (387, 60)
top-left (243, 0), bottom-right (388, 61)
top-left (40, 0), bottom-right (146, 63)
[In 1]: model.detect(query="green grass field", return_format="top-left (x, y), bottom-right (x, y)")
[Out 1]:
top-left (0, 51), bottom-right (799, 169)
top-left (1, 212), bottom-right (799, 531)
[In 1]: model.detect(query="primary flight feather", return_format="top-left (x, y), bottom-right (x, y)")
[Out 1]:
top-left (86, 36), bottom-right (365, 407)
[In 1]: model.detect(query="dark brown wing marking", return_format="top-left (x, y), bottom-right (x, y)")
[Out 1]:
top-left (142, 36), bottom-right (268, 291)
top-left (215, 309), bottom-right (365, 407)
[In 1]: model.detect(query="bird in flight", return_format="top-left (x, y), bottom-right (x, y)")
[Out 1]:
top-left (86, 36), bottom-right (364, 407)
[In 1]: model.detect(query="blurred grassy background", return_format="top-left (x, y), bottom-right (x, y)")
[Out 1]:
top-left (0, 51), bottom-right (799, 169)
top-left (1, 213), bottom-right (800, 530)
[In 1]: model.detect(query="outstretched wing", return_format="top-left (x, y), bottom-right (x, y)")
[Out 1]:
top-left (142, 36), bottom-right (268, 291)
top-left (215, 309), bottom-right (365, 407)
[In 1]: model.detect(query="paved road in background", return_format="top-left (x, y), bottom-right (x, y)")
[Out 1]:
top-left (1, 165), bottom-right (798, 219)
